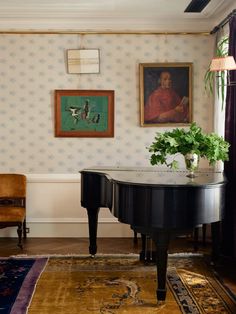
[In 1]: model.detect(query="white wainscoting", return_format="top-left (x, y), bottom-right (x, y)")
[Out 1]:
top-left (0, 174), bottom-right (133, 238)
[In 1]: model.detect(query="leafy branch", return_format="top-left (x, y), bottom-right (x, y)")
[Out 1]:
top-left (204, 36), bottom-right (229, 110)
top-left (148, 122), bottom-right (229, 169)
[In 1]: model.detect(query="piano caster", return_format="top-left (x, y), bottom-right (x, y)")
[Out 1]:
top-left (89, 247), bottom-right (97, 257)
top-left (156, 288), bottom-right (167, 301)
top-left (157, 300), bottom-right (165, 307)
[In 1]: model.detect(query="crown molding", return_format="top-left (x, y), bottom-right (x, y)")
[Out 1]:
top-left (0, 0), bottom-right (234, 33)
top-left (0, 17), bottom-right (214, 33)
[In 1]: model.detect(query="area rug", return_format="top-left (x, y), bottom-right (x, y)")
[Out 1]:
top-left (0, 257), bottom-right (47, 314)
top-left (1, 255), bottom-right (236, 314)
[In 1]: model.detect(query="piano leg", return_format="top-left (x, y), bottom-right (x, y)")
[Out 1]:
top-left (86, 207), bottom-right (100, 256)
top-left (152, 231), bottom-right (170, 302)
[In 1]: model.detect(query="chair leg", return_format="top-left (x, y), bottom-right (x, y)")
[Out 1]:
top-left (23, 219), bottom-right (27, 239)
top-left (17, 223), bottom-right (23, 249)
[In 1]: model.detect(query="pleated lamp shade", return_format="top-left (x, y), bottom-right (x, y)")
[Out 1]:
top-left (210, 56), bottom-right (236, 71)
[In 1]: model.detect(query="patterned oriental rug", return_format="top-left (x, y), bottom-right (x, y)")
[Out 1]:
top-left (0, 258), bottom-right (47, 314)
top-left (0, 255), bottom-right (236, 314)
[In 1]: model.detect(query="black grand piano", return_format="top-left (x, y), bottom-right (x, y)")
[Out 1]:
top-left (80, 167), bottom-right (226, 302)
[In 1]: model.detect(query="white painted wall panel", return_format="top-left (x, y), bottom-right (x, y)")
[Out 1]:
top-left (0, 174), bottom-right (133, 238)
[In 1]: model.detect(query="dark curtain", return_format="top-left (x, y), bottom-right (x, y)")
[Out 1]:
top-left (223, 15), bottom-right (236, 258)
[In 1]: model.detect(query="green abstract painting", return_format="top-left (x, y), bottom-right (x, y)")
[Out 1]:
top-left (61, 95), bottom-right (108, 132)
top-left (55, 90), bottom-right (114, 137)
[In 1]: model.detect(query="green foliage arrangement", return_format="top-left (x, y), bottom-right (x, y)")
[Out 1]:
top-left (148, 122), bottom-right (230, 170)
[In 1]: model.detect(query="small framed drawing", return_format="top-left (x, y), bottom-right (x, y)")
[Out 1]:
top-left (140, 62), bottom-right (193, 126)
top-left (67, 49), bottom-right (100, 74)
top-left (55, 90), bottom-right (114, 137)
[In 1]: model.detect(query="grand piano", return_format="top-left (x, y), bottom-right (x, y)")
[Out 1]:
top-left (80, 167), bottom-right (226, 302)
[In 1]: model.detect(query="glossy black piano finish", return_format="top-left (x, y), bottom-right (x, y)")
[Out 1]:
top-left (80, 167), bottom-right (226, 302)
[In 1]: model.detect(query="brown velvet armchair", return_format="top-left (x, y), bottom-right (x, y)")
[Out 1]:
top-left (0, 174), bottom-right (27, 248)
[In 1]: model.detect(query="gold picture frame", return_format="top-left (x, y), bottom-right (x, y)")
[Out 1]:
top-left (140, 63), bottom-right (193, 127)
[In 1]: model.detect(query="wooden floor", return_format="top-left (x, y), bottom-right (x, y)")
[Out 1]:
top-left (0, 235), bottom-right (207, 256)
top-left (0, 236), bottom-right (236, 296)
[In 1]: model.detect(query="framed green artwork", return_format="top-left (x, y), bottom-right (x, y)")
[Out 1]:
top-left (55, 90), bottom-right (114, 137)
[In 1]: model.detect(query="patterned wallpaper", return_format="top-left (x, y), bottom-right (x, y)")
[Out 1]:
top-left (0, 34), bottom-right (214, 173)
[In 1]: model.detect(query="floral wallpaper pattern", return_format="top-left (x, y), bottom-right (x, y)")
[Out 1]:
top-left (0, 34), bottom-right (214, 173)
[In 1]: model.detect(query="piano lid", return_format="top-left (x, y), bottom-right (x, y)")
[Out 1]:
top-left (80, 167), bottom-right (226, 187)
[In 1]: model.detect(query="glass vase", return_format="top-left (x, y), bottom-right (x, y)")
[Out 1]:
top-left (184, 153), bottom-right (199, 178)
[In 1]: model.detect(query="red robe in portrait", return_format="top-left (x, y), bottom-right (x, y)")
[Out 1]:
top-left (144, 87), bottom-right (188, 123)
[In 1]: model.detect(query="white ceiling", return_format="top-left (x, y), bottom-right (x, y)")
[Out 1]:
top-left (0, 0), bottom-right (235, 32)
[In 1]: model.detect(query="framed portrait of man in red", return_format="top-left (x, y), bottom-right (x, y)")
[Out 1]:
top-left (139, 63), bottom-right (193, 127)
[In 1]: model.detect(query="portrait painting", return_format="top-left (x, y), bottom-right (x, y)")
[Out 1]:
top-left (140, 63), bottom-right (193, 126)
top-left (55, 90), bottom-right (114, 137)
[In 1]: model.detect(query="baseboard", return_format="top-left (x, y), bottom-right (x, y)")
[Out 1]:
top-left (0, 221), bottom-right (134, 238)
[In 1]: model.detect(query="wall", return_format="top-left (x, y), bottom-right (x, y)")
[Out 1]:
top-left (0, 33), bottom-right (215, 237)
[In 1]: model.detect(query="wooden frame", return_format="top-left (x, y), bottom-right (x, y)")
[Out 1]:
top-left (55, 90), bottom-right (114, 137)
top-left (140, 63), bottom-right (192, 127)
